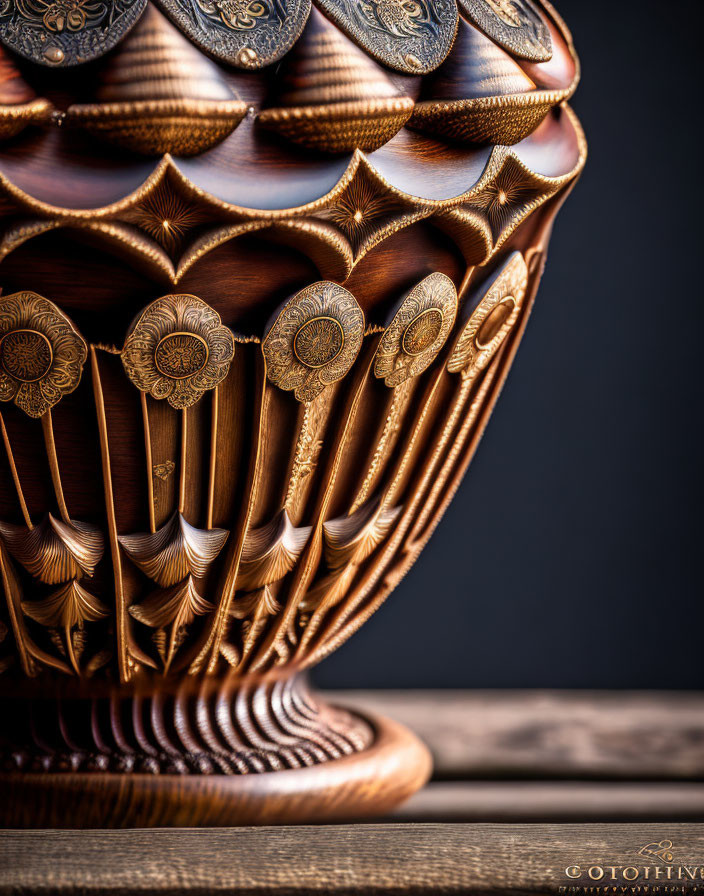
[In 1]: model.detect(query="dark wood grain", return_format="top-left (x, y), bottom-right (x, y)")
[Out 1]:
top-left (3, 823), bottom-right (704, 895)
top-left (338, 690), bottom-right (704, 780)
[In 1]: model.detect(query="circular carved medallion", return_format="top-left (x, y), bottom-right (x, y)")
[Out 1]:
top-left (0, 330), bottom-right (53, 383)
top-left (402, 308), bottom-right (444, 357)
top-left (293, 317), bottom-right (344, 369)
top-left (0, 0), bottom-right (147, 67)
top-left (152, 0), bottom-right (311, 68)
top-left (155, 332), bottom-right (209, 379)
top-left (475, 297), bottom-right (515, 348)
top-left (458, 0), bottom-right (552, 62)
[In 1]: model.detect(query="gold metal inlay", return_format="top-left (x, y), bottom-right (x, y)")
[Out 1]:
top-left (293, 316), bottom-right (344, 369)
top-left (402, 308), bottom-right (443, 357)
top-left (155, 332), bottom-right (209, 380)
top-left (0, 329), bottom-right (53, 383)
top-left (475, 298), bottom-right (515, 349)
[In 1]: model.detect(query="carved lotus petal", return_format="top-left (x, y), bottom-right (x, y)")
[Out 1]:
top-left (21, 579), bottom-right (108, 629)
top-left (262, 281), bottom-right (364, 402)
top-left (128, 574), bottom-right (214, 630)
top-left (374, 272), bottom-right (458, 388)
top-left (121, 293), bottom-right (235, 409)
top-left (0, 515), bottom-right (104, 585)
top-left (237, 510), bottom-right (311, 592)
top-left (447, 250), bottom-right (527, 379)
top-left (119, 512), bottom-right (229, 587)
top-left (323, 497), bottom-right (402, 571)
top-left (0, 291), bottom-right (87, 418)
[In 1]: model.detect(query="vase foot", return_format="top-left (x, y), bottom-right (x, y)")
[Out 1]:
top-left (0, 675), bottom-right (431, 827)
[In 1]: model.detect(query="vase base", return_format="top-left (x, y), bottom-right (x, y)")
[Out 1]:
top-left (0, 685), bottom-right (431, 827)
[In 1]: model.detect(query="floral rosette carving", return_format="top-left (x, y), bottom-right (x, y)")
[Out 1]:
top-left (262, 280), bottom-right (364, 402)
top-left (0, 291), bottom-right (87, 418)
top-left (374, 272), bottom-right (458, 388)
top-left (121, 293), bottom-right (235, 408)
top-left (447, 251), bottom-right (528, 380)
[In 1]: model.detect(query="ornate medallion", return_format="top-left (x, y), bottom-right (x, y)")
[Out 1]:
top-left (152, 0), bottom-right (311, 68)
top-left (458, 0), bottom-right (552, 62)
top-left (374, 272), bottom-right (457, 388)
top-left (447, 251), bottom-right (527, 380)
top-left (315, 0), bottom-right (458, 74)
top-left (0, 0), bottom-right (147, 66)
top-left (121, 294), bottom-right (235, 409)
top-left (0, 292), bottom-right (87, 418)
top-left (263, 281), bottom-right (364, 402)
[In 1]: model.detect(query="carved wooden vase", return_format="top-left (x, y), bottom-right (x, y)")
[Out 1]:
top-left (0, 0), bottom-right (584, 826)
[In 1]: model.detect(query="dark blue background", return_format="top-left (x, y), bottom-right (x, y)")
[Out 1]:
top-left (314, 1), bottom-right (704, 690)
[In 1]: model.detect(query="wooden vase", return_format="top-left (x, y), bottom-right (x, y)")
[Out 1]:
top-left (0, 0), bottom-right (585, 826)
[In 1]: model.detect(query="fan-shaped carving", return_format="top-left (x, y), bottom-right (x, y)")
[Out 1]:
top-left (258, 8), bottom-right (414, 153)
top-left (0, 516), bottom-right (104, 585)
top-left (237, 510), bottom-right (311, 592)
top-left (323, 498), bottom-right (402, 571)
top-left (22, 579), bottom-right (108, 629)
top-left (118, 512), bottom-right (228, 587)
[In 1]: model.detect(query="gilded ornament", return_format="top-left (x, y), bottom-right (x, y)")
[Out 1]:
top-left (374, 273), bottom-right (457, 388)
top-left (0, 515), bottom-right (104, 585)
top-left (447, 250), bottom-right (528, 379)
top-left (315, 0), bottom-right (458, 74)
top-left (121, 293), bottom-right (235, 409)
top-left (262, 281), bottom-right (364, 402)
top-left (0, 0), bottom-right (147, 66)
top-left (458, 0), bottom-right (552, 62)
top-left (152, 0), bottom-right (310, 68)
top-left (0, 291), bottom-right (87, 419)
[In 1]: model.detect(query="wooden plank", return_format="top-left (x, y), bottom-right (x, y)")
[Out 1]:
top-left (334, 690), bottom-right (704, 779)
top-left (389, 782), bottom-right (704, 822)
top-left (3, 823), bottom-right (704, 895)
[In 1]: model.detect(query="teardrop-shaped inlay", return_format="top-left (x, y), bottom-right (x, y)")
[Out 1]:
top-left (152, 0), bottom-right (311, 69)
top-left (315, 0), bottom-right (458, 74)
top-left (66, 6), bottom-right (247, 155)
top-left (258, 8), bottom-right (414, 153)
top-left (0, 0), bottom-right (147, 67)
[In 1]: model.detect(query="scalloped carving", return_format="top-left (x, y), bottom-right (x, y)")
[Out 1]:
top-left (237, 511), bottom-right (311, 592)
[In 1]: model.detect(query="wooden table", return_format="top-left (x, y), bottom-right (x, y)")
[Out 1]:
top-left (3, 690), bottom-right (704, 894)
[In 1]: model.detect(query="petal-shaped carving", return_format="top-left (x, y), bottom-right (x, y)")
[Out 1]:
top-left (258, 8), bottom-right (414, 153)
top-left (0, 0), bottom-right (147, 67)
top-left (458, 0), bottom-right (552, 63)
top-left (299, 564), bottom-right (356, 615)
top-left (409, 17), bottom-right (562, 145)
top-left (0, 47), bottom-right (52, 139)
top-left (447, 250), bottom-right (527, 379)
top-left (230, 585), bottom-right (281, 654)
top-left (119, 512), bottom-right (228, 587)
top-left (128, 574), bottom-right (214, 629)
top-left (315, 0), bottom-right (458, 74)
top-left (323, 497), bottom-right (402, 571)
top-left (374, 272), bottom-right (458, 388)
top-left (21, 579), bottom-right (108, 629)
top-left (65, 7), bottom-right (247, 157)
top-left (237, 510), bottom-right (311, 592)
top-left (0, 515), bottom-right (104, 585)
top-left (152, 0), bottom-right (311, 69)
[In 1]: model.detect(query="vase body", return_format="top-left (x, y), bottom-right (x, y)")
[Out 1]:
top-left (0, 0), bottom-right (584, 825)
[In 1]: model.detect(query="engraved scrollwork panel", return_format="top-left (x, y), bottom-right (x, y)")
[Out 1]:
top-left (458, 0), bottom-right (552, 62)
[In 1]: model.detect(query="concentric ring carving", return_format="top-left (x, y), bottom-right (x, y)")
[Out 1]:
top-left (0, 291), bottom-right (87, 418)
top-left (121, 293), bottom-right (235, 408)
top-left (374, 272), bottom-right (457, 388)
top-left (263, 281), bottom-right (364, 402)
